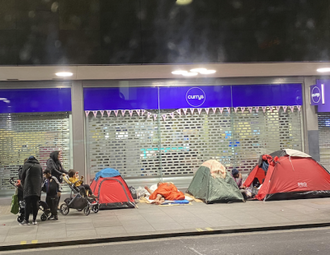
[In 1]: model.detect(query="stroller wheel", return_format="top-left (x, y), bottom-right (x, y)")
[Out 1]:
top-left (60, 203), bottom-right (69, 216)
top-left (83, 206), bottom-right (90, 216)
top-left (92, 204), bottom-right (99, 213)
top-left (40, 213), bottom-right (48, 221)
top-left (17, 215), bottom-right (24, 223)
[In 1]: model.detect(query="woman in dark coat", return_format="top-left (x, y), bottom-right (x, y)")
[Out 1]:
top-left (21, 156), bottom-right (43, 225)
top-left (46, 151), bottom-right (68, 208)
top-left (47, 151), bottom-right (68, 181)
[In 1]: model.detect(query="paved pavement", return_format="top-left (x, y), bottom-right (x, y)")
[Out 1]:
top-left (0, 196), bottom-right (330, 249)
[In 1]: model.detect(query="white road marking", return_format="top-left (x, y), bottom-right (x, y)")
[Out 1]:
top-left (189, 247), bottom-right (204, 255)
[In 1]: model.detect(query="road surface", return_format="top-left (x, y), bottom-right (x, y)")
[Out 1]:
top-left (2, 227), bottom-right (330, 255)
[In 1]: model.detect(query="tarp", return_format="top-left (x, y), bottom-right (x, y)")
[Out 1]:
top-left (187, 165), bottom-right (244, 203)
top-left (201, 159), bottom-right (227, 179)
top-left (94, 168), bottom-right (120, 181)
top-left (162, 199), bottom-right (190, 205)
top-left (284, 149), bottom-right (311, 158)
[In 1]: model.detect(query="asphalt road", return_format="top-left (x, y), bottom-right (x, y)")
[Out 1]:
top-left (2, 227), bottom-right (330, 255)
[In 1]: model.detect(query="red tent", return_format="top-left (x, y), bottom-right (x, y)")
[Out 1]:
top-left (90, 169), bottom-right (135, 209)
top-left (243, 149), bottom-right (330, 201)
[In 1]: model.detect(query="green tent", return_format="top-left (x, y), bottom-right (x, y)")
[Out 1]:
top-left (187, 165), bottom-right (244, 203)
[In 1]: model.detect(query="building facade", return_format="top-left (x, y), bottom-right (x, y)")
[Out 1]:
top-left (1, 75), bottom-right (328, 195)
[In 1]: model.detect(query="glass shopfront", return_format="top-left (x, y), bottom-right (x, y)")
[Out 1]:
top-left (84, 83), bottom-right (303, 184)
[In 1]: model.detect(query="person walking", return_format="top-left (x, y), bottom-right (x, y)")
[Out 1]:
top-left (20, 156), bottom-right (43, 225)
top-left (46, 151), bottom-right (68, 208)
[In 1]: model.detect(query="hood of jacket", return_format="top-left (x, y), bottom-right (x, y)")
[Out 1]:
top-left (26, 156), bottom-right (40, 165)
top-left (50, 151), bottom-right (60, 163)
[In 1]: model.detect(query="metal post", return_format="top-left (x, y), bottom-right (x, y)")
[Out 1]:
top-left (71, 81), bottom-right (87, 175)
top-left (302, 77), bottom-right (320, 161)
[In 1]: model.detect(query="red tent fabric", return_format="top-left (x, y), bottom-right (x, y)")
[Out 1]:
top-left (243, 151), bottom-right (330, 201)
top-left (90, 176), bottom-right (135, 209)
top-left (243, 165), bottom-right (266, 188)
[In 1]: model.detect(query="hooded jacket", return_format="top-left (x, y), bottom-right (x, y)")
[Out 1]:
top-left (42, 176), bottom-right (62, 197)
top-left (46, 151), bottom-right (68, 180)
top-left (21, 157), bottom-right (43, 199)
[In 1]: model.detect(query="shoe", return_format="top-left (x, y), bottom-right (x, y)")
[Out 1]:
top-left (19, 220), bottom-right (30, 226)
top-left (89, 194), bottom-right (97, 199)
top-left (54, 215), bottom-right (58, 220)
top-left (87, 197), bottom-right (95, 202)
top-left (48, 215), bottom-right (54, 220)
top-left (32, 221), bottom-right (37, 225)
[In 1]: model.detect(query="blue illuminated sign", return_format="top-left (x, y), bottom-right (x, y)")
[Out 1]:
top-left (185, 87), bottom-right (206, 107)
top-left (84, 84), bottom-right (302, 110)
top-left (0, 88), bottom-right (71, 113)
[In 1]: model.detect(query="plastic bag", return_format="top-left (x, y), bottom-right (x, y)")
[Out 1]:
top-left (10, 194), bottom-right (19, 215)
top-left (129, 186), bottom-right (137, 199)
top-left (136, 187), bottom-right (147, 198)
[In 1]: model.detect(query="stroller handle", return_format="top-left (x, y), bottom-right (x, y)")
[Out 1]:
top-left (8, 177), bottom-right (17, 187)
top-left (9, 177), bottom-right (22, 188)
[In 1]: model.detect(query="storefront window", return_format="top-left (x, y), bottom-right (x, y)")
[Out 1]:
top-left (0, 88), bottom-right (72, 196)
top-left (84, 83), bottom-right (303, 185)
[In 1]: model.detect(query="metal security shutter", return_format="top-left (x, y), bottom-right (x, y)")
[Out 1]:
top-left (0, 112), bottom-right (71, 195)
top-left (86, 107), bottom-right (303, 178)
top-left (318, 113), bottom-right (330, 170)
top-left (157, 109), bottom-right (232, 176)
top-left (87, 111), bottom-right (161, 178)
top-left (232, 108), bottom-right (303, 172)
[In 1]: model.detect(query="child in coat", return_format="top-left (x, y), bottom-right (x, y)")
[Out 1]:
top-left (67, 169), bottom-right (96, 199)
top-left (42, 169), bottom-right (61, 220)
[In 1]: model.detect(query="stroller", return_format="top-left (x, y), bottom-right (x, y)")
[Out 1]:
top-left (9, 177), bottom-right (50, 223)
top-left (59, 175), bottom-right (99, 216)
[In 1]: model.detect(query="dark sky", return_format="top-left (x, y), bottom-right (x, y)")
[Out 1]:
top-left (0, 0), bottom-right (330, 65)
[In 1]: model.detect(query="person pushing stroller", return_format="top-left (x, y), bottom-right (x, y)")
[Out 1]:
top-left (42, 169), bottom-right (61, 220)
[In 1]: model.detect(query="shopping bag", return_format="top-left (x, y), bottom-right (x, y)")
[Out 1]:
top-left (10, 194), bottom-right (19, 215)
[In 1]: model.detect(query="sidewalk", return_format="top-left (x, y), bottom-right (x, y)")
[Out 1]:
top-left (0, 197), bottom-right (330, 249)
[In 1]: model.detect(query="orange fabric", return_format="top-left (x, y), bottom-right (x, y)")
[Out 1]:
top-left (262, 154), bottom-right (275, 166)
top-left (149, 183), bottom-right (185, 200)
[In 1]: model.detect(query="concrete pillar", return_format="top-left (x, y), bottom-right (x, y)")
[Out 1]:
top-left (71, 81), bottom-right (86, 175)
top-left (303, 77), bottom-right (320, 161)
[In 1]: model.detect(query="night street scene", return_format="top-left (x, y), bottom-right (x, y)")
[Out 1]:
top-left (1, 0), bottom-right (330, 254)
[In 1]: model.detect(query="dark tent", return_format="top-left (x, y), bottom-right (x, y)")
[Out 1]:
top-left (187, 160), bottom-right (244, 203)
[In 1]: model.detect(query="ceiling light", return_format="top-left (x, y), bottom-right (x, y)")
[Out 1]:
top-left (317, 68), bottom-right (330, 73)
top-left (190, 68), bottom-right (207, 73)
top-left (171, 70), bottom-right (188, 75)
top-left (182, 72), bottom-right (198, 77)
top-left (199, 70), bottom-right (216, 74)
top-left (176, 0), bottom-right (193, 5)
top-left (55, 72), bottom-right (73, 77)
